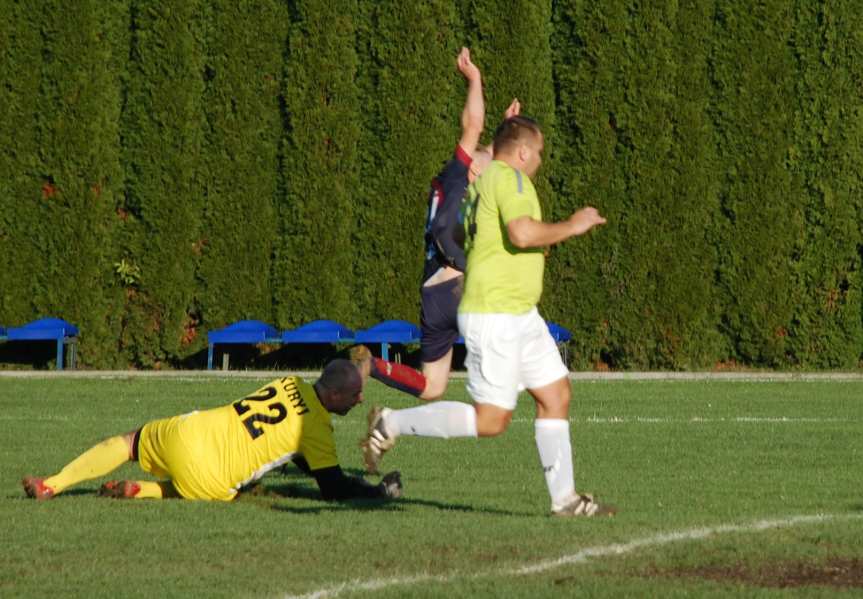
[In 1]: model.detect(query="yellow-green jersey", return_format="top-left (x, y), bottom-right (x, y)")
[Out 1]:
top-left (459, 160), bottom-right (545, 314)
top-left (138, 376), bottom-right (337, 501)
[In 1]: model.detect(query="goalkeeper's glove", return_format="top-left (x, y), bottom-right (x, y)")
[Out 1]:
top-left (379, 470), bottom-right (403, 499)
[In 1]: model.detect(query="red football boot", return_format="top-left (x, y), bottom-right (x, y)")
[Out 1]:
top-left (22, 476), bottom-right (56, 501)
top-left (99, 480), bottom-right (142, 499)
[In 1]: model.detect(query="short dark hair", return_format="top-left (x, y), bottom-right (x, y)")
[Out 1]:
top-left (492, 116), bottom-right (542, 156)
top-left (317, 359), bottom-right (360, 394)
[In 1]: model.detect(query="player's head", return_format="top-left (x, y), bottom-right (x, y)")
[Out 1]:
top-left (468, 145), bottom-right (493, 183)
top-left (315, 359), bottom-right (364, 416)
top-left (491, 116), bottom-right (544, 178)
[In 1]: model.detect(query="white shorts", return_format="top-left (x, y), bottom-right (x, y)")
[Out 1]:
top-left (457, 308), bottom-right (569, 411)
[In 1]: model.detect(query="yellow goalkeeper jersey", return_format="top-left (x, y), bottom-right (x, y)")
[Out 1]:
top-left (138, 376), bottom-right (338, 500)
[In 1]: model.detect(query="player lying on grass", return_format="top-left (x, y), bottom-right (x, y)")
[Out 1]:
top-left (351, 47), bottom-right (519, 401)
top-left (22, 359), bottom-right (402, 502)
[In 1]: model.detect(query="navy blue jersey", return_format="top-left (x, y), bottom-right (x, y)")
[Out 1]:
top-left (422, 145), bottom-right (472, 283)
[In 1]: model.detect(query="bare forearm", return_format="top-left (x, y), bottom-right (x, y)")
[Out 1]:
top-left (508, 208), bottom-right (606, 249)
top-left (507, 218), bottom-right (577, 249)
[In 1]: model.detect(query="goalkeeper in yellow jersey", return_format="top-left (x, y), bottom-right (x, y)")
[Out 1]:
top-left (22, 359), bottom-right (402, 502)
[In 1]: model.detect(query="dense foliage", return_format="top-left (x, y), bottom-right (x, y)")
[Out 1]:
top-left (0, 0), bottom-right (860, 369)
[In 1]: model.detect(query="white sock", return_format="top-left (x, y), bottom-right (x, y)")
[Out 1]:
top-left (535, 419), bottom-right (576, 511)
top-left (385, 402), bottom-right (478, 439)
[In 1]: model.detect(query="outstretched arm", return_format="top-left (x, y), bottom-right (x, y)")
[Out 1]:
top-left (456, 47), bottom-right (484, 156)
top-left (507, 207), bottom-right (607, 249)
top-left (311, 465), bottom-right (402, 501)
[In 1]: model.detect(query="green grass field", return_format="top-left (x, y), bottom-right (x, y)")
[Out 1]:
top-left (2, 375), bottom-right (862, 597)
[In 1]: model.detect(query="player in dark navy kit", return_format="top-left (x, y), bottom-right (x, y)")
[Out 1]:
top-left (353, 50), bottom-right (520, 470)
top-left (353, 48), bottom-right (513, 402)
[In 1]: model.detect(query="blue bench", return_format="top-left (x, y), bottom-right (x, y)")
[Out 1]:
top-left (207, 319), bottom-right (357, 370)
top-left (281, 319), bottom-right (355, 345)
top-left (207, 320), bottom-right (280, 370)
top-left (2, 317), bottom-right (79, 370)
top-left (546, 321), bottom-right (573, 364)
top-left (355, 320), bottom-right (420, 362)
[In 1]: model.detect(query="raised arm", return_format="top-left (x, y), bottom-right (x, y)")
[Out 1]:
top-left (506, 207), bottom-right (607, 249)
top-left (456, 47), bottom-right (484, 155)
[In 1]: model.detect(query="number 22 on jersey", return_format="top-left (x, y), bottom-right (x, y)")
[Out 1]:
top-left (232, 378), bottom-right (309, 440)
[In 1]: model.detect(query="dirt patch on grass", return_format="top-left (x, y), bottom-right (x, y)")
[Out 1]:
top-left (649, 557), bottom-right (863, 589)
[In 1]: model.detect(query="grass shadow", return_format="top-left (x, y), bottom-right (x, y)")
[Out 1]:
top-left (11, 487), bottom-right (97, 500)
top-left (250, 481), bottom-right (532, 517)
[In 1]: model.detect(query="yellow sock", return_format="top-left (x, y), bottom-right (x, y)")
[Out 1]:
top-left (44, 435), bottom-right (129, 493)
top-left (133, 481), bottom-right (168, 499)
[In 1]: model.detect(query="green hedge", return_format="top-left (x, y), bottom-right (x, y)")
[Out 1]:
top-left (0, 1), bottom-right (43, 324)
top-left (199, 0), bottom-right (287, 335)
top-left (553, 1), bottom-right (726, 369)
top-left (277, 0), bottom-right (362, 328)
top-left (784, 0), bottom-right (863, 368)
top-left (0, 0), bottom-right (860, 369)
top-left (0, 0), bottom-right (127, 367)
top-left (353, 0), bottom-right (460, 324)
top-left (120, 0), bottom-right (207, 367)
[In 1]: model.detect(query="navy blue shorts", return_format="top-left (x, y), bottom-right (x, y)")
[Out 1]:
top-left (420, 276), bottom-right (463, 363)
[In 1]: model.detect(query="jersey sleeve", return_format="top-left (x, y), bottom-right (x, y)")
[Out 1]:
top-left (298, 412), bottom-right (339, 471)
top-left (435, 146), bottom-right (471, 186)
top-left (311, 466), bottom-right (387, 501)
top-left (496, 168), bottom-right (538, 224)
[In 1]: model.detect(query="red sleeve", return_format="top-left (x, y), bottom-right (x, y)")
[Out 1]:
top-left (454, 144), bottom-right (473, 168)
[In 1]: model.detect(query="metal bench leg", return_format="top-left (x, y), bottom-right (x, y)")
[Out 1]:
top-left (67, 339), bottom-right (77, 369)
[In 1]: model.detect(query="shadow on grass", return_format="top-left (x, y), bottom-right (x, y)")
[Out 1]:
top-left (245, 482), bottom-right (532, 517)
top-left (11, 487), bottom-right (96, 500)
top-left (14, 481), bottom-right (536, 517)
top-left (242, 464), bottom-right (537, 516)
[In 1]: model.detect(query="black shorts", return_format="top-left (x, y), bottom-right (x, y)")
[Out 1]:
top-left (420, 275), bottom-right (463, 363)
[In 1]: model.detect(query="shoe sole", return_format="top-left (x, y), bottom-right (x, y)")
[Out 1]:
top-left (361, 406), bottom-right (393, 474)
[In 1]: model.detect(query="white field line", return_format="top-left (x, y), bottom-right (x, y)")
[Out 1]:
top-left (1, 415), bottom-right (855, 425)
top-left (281, 513), bottom-right (863, 599)
top-left (508, 416), bottom-right (856, 424)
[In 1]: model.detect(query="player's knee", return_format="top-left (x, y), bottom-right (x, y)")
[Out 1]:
top-left (556, 388), bottom-right (571, 410)
top-left (478, 421), bottom-right (507, 436)
top-left (476, 411), bottom-right (512, 437)
top-left (548, 394), bottom-right (571, 417)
